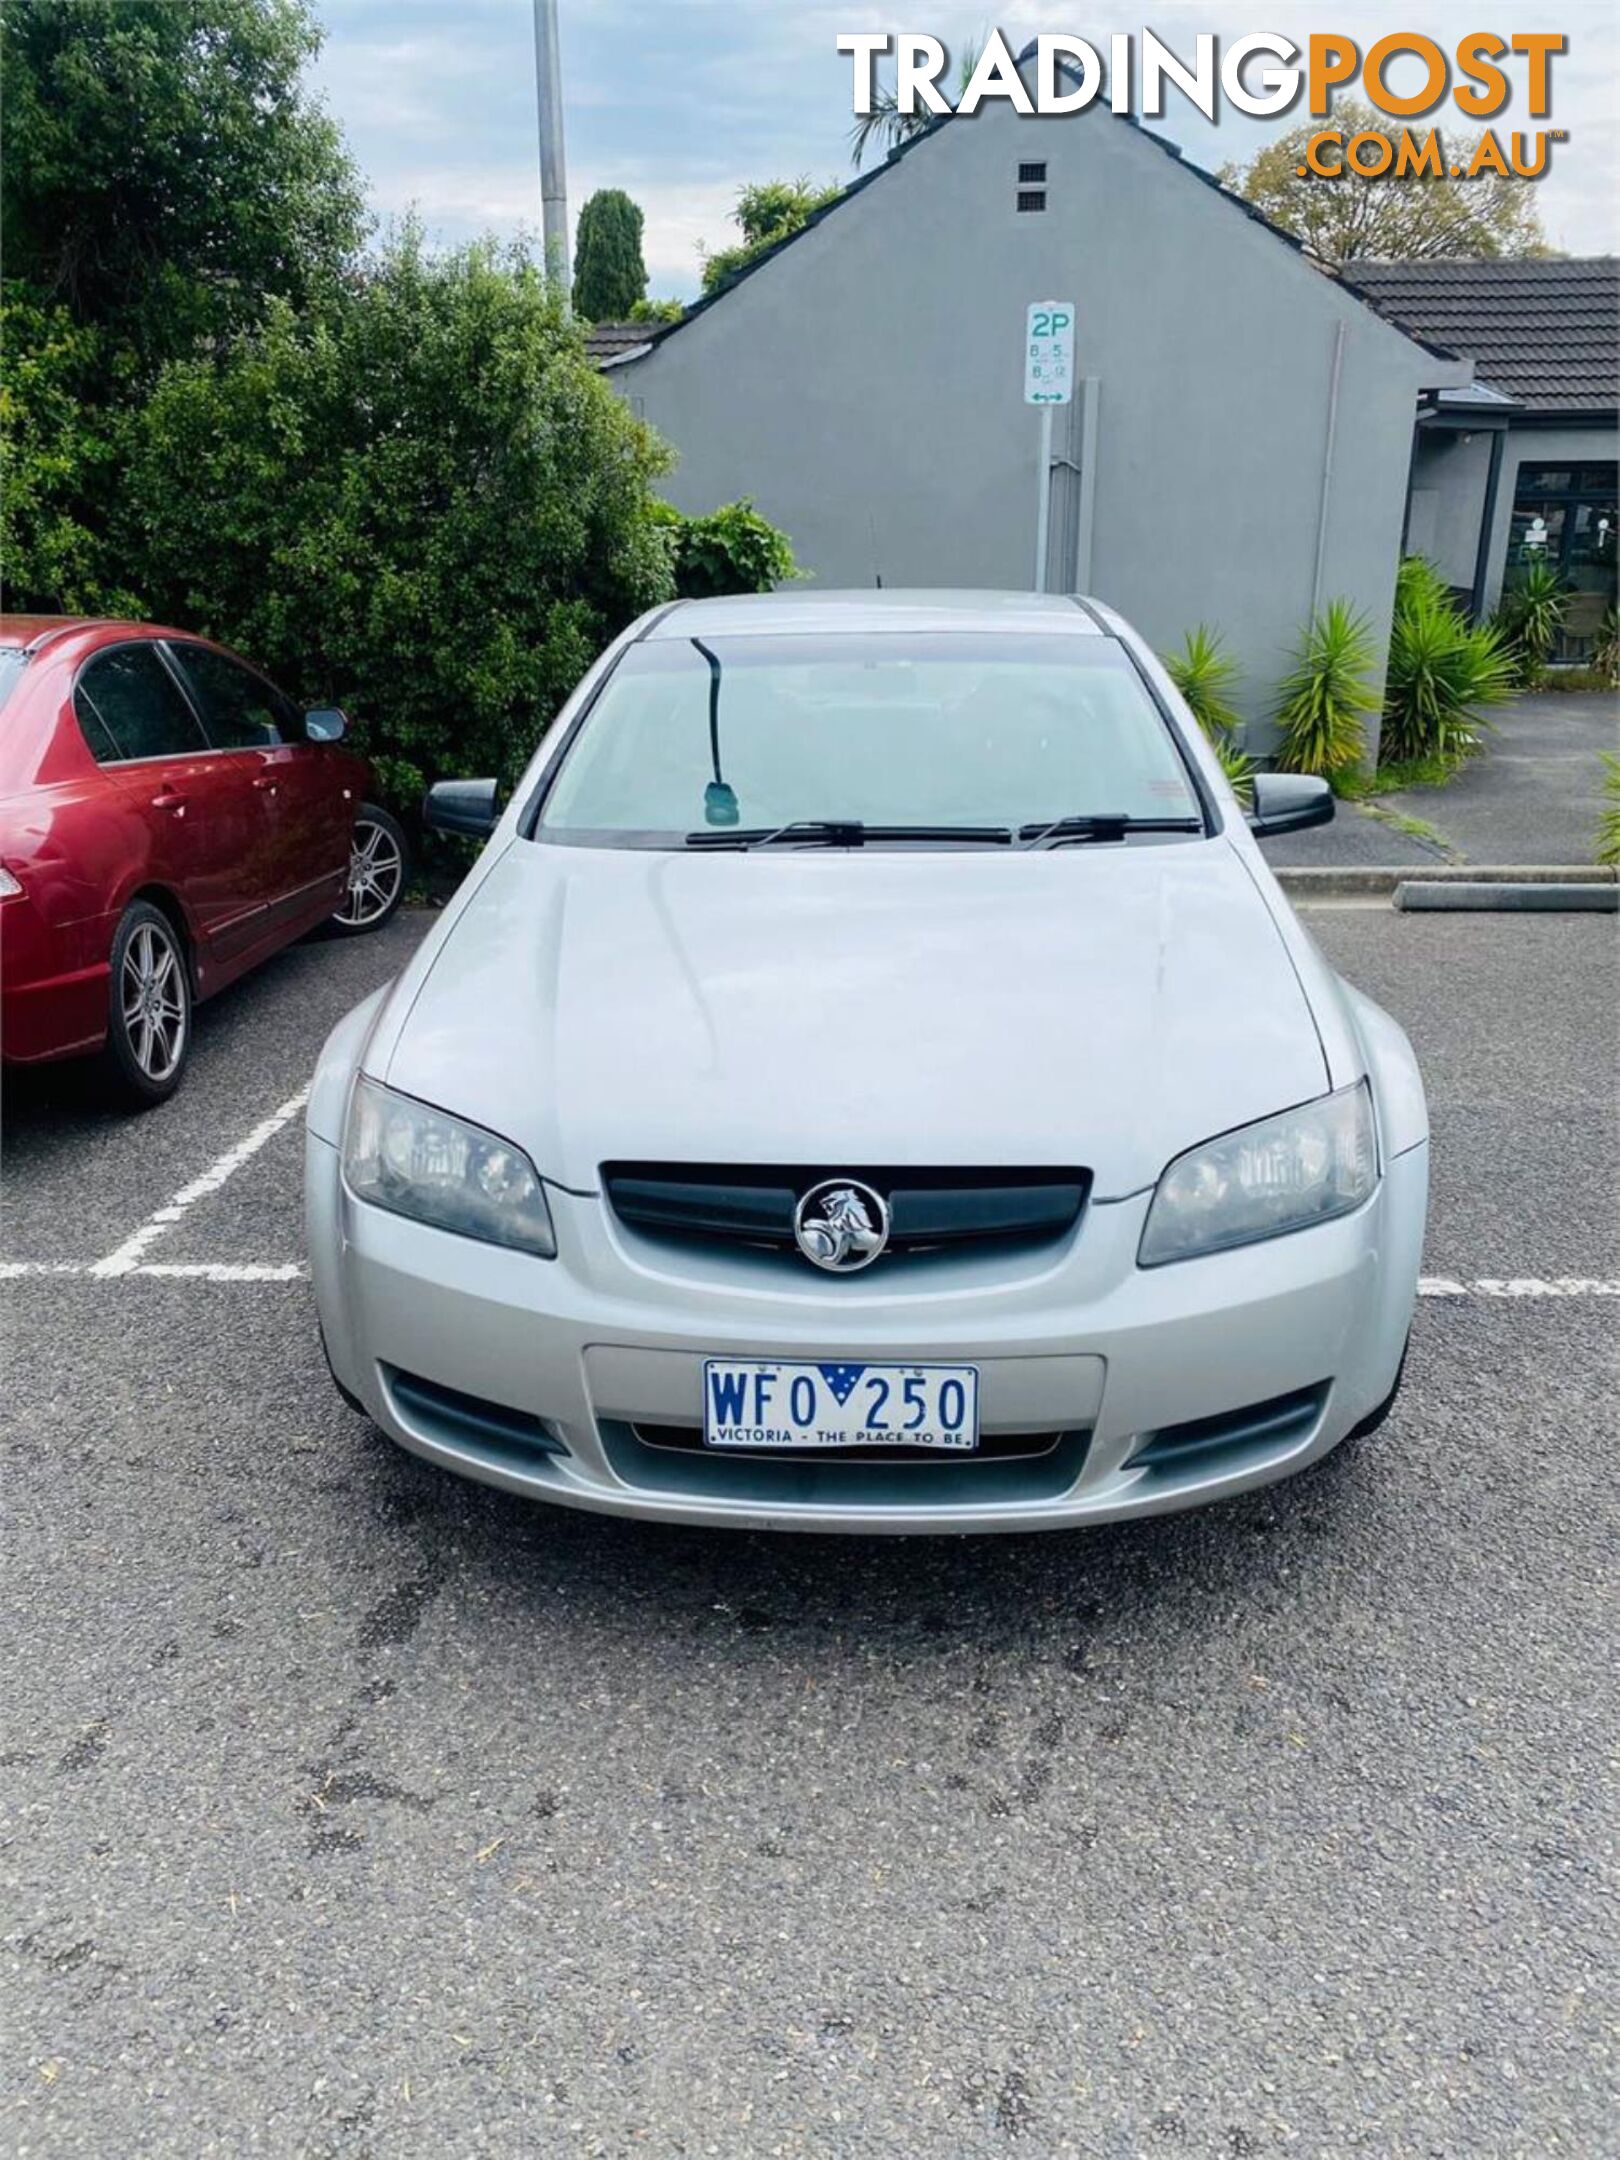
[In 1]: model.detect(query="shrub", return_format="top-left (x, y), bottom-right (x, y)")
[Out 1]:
top-left (1380, 554), bottom-right (1516, 765)
top-left (1163, 625), bottom-right (1252, 802)
top-left (1164, 624), bottom-right (1244, 738)
top-left (0, 285), bottom-right (125, 612)
top-left (655, 498), bottom-right (797, 599)
top-left (1272, 599), bottom-right (1380, 778)
top-left (1597, 752), bottom-right (1620, 867)
top-left (700, 178), bottom-right (839, 295)
top-left (629, 297), bottom-right (684, 324)
top-left (1495, 559), bottom-right (1568, 683)
top-left (1212, 735), bottom-right (1256, 806)
top-left (117, 232), bottom-right (677, 806)
top-left (1593, 604), bottom-right (1620, 690)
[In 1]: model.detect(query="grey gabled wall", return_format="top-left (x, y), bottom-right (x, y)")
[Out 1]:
top-left (617, 99), bottom-right (1464, 755)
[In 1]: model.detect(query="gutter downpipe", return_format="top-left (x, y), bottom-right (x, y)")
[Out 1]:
top-left (1470, 427), bottom-right (1508, 621)
top-left (1309, 321), bottom-right (1347, 616)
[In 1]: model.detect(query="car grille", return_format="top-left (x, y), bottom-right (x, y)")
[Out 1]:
top-left (602, 1163), bottom-right (1089, 1260)
top-left (630, 1421), bottom-right (1067, 1466)
top-left (598, 1420), bottom-right (1091, 1505)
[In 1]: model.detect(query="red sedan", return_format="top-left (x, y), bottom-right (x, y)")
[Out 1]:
top-left (0, 616), bottom-right (406, 1105)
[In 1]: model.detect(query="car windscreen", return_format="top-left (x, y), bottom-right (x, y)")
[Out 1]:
top-left (0, 650), bottom-right (28, 716)
top-left (535, 632), bottom-right (1205, 845)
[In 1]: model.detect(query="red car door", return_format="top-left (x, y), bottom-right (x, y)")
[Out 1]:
top-left (74, 643), bottom-right (270, 968)
top-left (167, 642), bottom-right (351, 931)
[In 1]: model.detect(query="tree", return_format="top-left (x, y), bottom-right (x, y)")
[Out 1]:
top-left (1219, 100), bottom-right (1547, 264)
top-left (0, 286), bottom-right (124, 613)
top-left (0, 0), bottom-right (365, 381)
top-left (700, 178), bottom-right (840, 294)
top-left (117, 234), bottom-right (676, 802)
top-left (572, 188), bottom-right (648, 321)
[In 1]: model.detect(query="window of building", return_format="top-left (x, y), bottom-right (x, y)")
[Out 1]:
top-left (1508, 460), bottom-right (1617, 592)
top-left (1017, 161), bottom-right (1047, 211)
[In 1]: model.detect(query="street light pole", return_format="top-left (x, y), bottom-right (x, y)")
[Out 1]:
top-left (531, 0), bottom-right (570, 307)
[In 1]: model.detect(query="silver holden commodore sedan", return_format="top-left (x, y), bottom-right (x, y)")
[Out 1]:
top-left (305, 590), bottom-right (1428, 1535)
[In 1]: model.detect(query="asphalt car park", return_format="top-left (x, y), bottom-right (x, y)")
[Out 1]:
top-left (2, 902), bottom-right (1616, 2156)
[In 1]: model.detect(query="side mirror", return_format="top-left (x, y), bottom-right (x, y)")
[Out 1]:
top-left (423, 777), bottom-right (500, 838)
top-left (1248, 772), bottom-right (1335, 836)
top-left (303, 706), bottom-right (347, 743)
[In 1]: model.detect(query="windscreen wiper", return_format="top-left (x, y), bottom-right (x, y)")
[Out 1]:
top-left (686, 821), bottom-right (1014, 850)
top-left (1018, 813), bottom-right (1204, 849)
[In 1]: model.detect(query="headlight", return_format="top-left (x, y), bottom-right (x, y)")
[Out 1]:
top-left (342, 1078), bottom-right (556, 1258)
top-left (1138, 1081), bottom-right (1377, 1267)
top-left (0, 867), bottom-right (21, 899)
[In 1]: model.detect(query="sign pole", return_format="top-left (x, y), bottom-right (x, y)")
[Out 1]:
top-left (1034, 403), bottom-right (1055, 593)
top-left (1023, 302), bottom-right (1075, 595)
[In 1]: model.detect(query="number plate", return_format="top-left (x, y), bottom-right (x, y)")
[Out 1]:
top-left (703, 1361), bottom-right (980, 1451)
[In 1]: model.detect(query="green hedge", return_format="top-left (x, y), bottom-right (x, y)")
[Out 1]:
top-left (5, 238), bottom-right (797, 813)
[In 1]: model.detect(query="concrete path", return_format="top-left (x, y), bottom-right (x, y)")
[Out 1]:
top-left (1260, 687), bottom-right (1618, 870)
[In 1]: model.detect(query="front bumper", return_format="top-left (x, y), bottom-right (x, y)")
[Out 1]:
top-left (306, 1135), bottom-right (1427, 1534)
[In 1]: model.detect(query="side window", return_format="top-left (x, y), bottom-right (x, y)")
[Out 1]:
top-left (72, 683), bottom-right (123, 764)
top-left (75, 646), bottom-right (206, 762)
top-left (170, 644), bottom-right (294, 749)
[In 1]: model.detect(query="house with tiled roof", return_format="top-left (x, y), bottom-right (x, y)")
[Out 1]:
top-left (584, 320), bottom-right (661, 367)
top-left (1347, 257), bottom-right (1618, 649)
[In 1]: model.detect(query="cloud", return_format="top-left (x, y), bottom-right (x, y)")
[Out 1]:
top-left (310, 1), bottom-right (1619, 290)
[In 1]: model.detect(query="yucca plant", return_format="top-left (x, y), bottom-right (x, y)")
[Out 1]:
top-left (1381, 556), bottom-right (1517, 765)
top-left (1393, 552), bottom-right (1455, 615)
top-left (1164, 624), bottom-right (1245, 738)
top-left (1593, 603), bottom-right (1620, 690)
top-left (1272, 599), bottom-right (1379, 779)
top-left (1597, 751), bottom-right (1620, 867)
top-left (1213, 733), bottom-right (1256, 807)
top-left (1495, 559), bottom-right (1568, 683)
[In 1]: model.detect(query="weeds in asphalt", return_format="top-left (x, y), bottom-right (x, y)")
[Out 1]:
top-left (1355, 802), bottom-right (1461, 860)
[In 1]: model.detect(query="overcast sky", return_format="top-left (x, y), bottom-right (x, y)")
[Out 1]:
top-left (311, 2), bottom-right (1620, 298)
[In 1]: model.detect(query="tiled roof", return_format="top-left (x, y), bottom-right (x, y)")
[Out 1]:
top-left (1343, 257), bottom-right (1619, 413)
top-left (583, 320), bottom-right (664, 365)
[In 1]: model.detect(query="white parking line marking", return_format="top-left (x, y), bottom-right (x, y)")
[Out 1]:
top-left (1419, 1276), bottom-right (1620, 1298)
top-left (4, 1263), bottom-right (1618, 1296)
top-left (88, 1086), bottom-right (310, 1278)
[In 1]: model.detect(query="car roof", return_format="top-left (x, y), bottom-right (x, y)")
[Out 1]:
top-left (644, 589), bottom-right (1107, 640)
top-left (0, 613), bottom-right (103, 652)
top-left (0, 615), bottom-right (210, 661)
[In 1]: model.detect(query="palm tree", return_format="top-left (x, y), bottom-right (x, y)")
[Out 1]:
top-left (849, 39), bottom-right (983, 167)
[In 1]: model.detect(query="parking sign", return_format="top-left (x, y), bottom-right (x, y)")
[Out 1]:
top-left (1025, 302), bottom-right (1076, 405)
